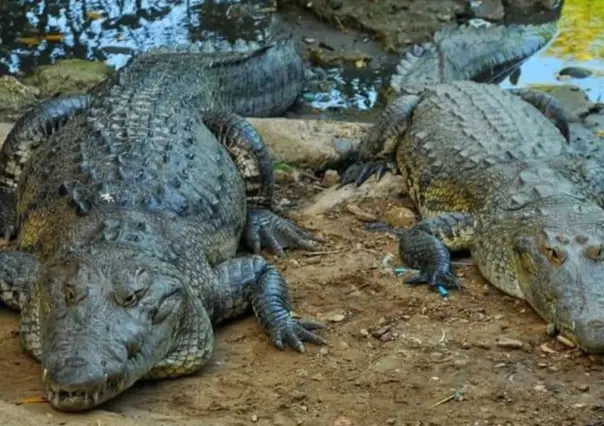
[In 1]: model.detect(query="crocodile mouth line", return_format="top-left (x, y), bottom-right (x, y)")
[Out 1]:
top-left (44, 370), bottom-right (127, 411)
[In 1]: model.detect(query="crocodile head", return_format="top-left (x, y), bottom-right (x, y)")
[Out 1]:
top-left (36, 245), bottom-right (198, 411)
top-left (510, 201), bottom-right (604, 353)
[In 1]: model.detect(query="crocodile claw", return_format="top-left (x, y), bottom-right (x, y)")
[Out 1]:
top-left (338, 160), bottom-right (395, 188)
top-left (244, 209), bottom-right (320, 256)
top-left (403, 271), bottom-right (462, 291)
top-left (270, 318), bottom-right (327, 352)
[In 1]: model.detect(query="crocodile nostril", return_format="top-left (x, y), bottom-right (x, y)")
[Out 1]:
top-left (63, 357), bottom-right (88, 368)
top-left (587, 319), bottom-right (604, 330)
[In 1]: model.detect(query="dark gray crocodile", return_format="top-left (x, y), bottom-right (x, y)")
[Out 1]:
top-left (0, 33), bottom-right (326, 412)
top-left (340, 78), bottom-right (604, 354)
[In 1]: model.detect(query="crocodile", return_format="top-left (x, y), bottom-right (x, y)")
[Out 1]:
top-left (389, 17), bottom-right (560, 93)
top-left (340, 78), bottom-right (604, 354)
top-left (0, 33), bottom-right (327, 412)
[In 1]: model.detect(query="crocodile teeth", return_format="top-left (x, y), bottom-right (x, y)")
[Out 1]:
top-left (104, 373), bottom-right (109, 384)
top-left (52, 391), bottom-right (60, 407)
top-left (42, 368), bottom-right (48, 383)
top-left (92, 391), bottom-right (100, 405)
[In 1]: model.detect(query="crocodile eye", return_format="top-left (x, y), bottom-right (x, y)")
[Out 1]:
top-left (123, 292), bottom-right (138, 307)
top-left (585, 245), bottom-right (604, 261)
top-left (546, 246), bottom-right (567, 265)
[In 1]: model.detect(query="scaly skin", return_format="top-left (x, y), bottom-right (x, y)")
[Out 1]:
top-left (0, 33), bottom-right (325, 412)
top-left (342, 81), bottom-right (604, 354)
top-left (0, 32), bottom-right (305, 237)
top-left (389, 19), bottom-right (560, 93)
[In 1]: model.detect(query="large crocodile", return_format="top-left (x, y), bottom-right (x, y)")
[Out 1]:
top-left (339, 76), bottom-right (604, 353)
top-left (0, 33), bottom-right (327, 412)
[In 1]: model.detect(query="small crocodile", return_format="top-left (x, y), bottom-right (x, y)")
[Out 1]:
top-left (341, 78), bottom-right (604, 354)
top-left (0, 33), bottom-right (326, 412)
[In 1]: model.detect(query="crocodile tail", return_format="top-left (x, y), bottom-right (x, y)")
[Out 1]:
top-left (390, 43), bottom-right (440, 93)
top-left (390, 20), bottom-right (559, 92)
top-left (435, 21), bottom-right (559, 84)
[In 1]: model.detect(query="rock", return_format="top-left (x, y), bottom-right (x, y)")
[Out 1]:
top-left (24, 59), bottom-right (114, 98)
top-left (322, 169), bottom-right (340, 187)
top-left (383, 206), bottom-right (416, 228)
top-left (345, 204), bottom-right (377, 222)
top-left (326, 313), bottom-right (346, 322)
top-left (557, 66), bottom-right (593, 79)
top-left (470, 0), bottom-right (505, 21)
top-left (576, 383), bottom-right (590, 392)
top-left (496, 337), bottom-right (524, 349)
top-left (274, 165), bottom-right (301, 183)
top-left (301, 173), bottom-right (405, 216)
top-left (533, 384), bottom-right (547, 392)
top-left (333, 416), bottom-right (352, 426)
top-left (0, 76), bottom-right (39, 117)
top-left (247, 117), bottom-right (371, 170)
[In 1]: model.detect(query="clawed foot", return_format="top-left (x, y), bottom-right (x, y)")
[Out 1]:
top-left (270, 317), bottom-right (327, 352)
top-left (403, 270), bottom-right (462, 291)
top-left (338, 160), bottom-right (396, 188)
top-left (244, 209), bottom-right (321, 256)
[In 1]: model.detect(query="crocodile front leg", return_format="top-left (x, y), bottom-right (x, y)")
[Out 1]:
top-left (0, 250), bottom-right (41, 311)
top-left (210, 255), bottom-right (326, 352)
top-left (507, 89), bottom-right (573, 142)
top-left (339, 94), bottom-right (421, 187)
top-left (203, 111), bottom-right (320, 256)
top-left (369, 212), bottom-right (473, 291)
top-left (0, 94), bottom-right (92, 239)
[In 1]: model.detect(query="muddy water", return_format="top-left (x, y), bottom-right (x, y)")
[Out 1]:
top-left (0, 0), bottom-right (601, 110)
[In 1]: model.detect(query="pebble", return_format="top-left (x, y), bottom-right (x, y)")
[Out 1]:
top-left (327, 313), bottom-right (346, 322)
top-left (346, 204), bottom-right (377, 222)
top-left (322, 169), bottom-right (340, 187)
top-left (274, 168), bottom-right (300, 183)
top-left (496, 337), bottom-right (524, 349)
top-left (251, 414), bottom-right (258, 422)
top-left (383, 206), bottom-right (416, 228)
top-left (576, 383), bottom-right (590, 392)
top-left (333, 416), bottom-right (352, 426)
top-left (558, 66), bottom-right (593, 79)
top-left (533, 384), bottom-right (547, 392)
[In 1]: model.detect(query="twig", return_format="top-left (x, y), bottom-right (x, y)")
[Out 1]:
top-left (428, 391), bottom-right (461, 409)
top-left (304, 249), bottom-right (341, 257)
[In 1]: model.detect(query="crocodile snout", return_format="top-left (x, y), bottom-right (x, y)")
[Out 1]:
top-left (568, 319), bottom-right (604, 354)
top-left (43, 351), bottom-right (127, 411)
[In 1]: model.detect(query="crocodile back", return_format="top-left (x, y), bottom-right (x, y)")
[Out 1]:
top-left (397, 81), bottom-right (568, 217)
top-left (15, 81), bottom-right (246, 257)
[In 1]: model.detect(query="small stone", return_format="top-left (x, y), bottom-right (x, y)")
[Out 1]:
top-left (556, 334), bottom-right (576, 348)
top-left (383, 206), bottom-right (416, 228)
top-left (322, 169), bottom-right (340, 187)
top-left (311, 373), bottom-right (324, 381)
top-left (274, 168), bottom-right (300, 183)
top-left (360, 328), bottom-right (370, 337)
top-left (533, 384), bottom-right (547, 392)
top-left (303, 37), bottom-right (317, 44)
top-left (496, 337), bottom-right (524, 349)
top-left (572, 403), bottom-right (587, 408)
top-left (386, 419), bottom-right (396, 425)
top-left (346, 204), bottom-right (377, 222)
top-left (470, 0), bottom-right (505, 21)
top-left (327, 313), bottom-right (346, 322)
top-left (251, 414), bottom-right (258, 422)
top-left (319, 347), bottom-right (329, 356)
top-left (333, 415), bottom-right (352, 426)
top-left (576, 383), bottom-right (590, 392)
